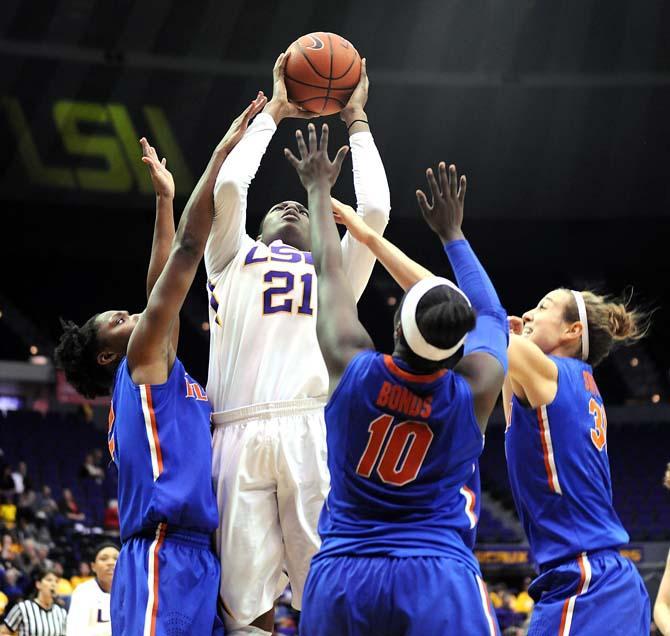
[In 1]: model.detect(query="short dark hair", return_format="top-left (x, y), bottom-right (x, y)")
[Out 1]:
top-left (54, 316), bottom-right (115, 399)
top-left (90, 541), bottom-right (120, 562)
top-left (32, 566), bottom-right (56, 585)
top-left (396, 285), bottom-right (476, 360)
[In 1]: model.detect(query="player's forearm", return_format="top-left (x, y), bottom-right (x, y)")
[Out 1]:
top-left (349, 122), bottom-right (390, 231)
top-left (214, 113), bottom-right (276, 202)
top-left (146, 194), bottom-right (175, 299)
top-left (364, 231), bottom-right (433, 291)
top-left (655, 601), bottom-right (670, 636)
top-left (308, 182), bottom-right (344, 274)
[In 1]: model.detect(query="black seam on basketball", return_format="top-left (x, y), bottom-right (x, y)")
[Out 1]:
top-left (326, 33), bottom-right (333, 114)
top-left (331, 52), bottom-right (358, 80)
top-left (285, 73), bottom-right (330, 90)
top-left (297, 42), bottom-right (331, 81)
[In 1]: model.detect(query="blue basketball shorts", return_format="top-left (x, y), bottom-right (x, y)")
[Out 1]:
top-left (110, 524), bottom-right (224, 636)
top-left (528, 549), bottom-right (650, 636)
top-left (300, 555), bottom-right (500, 636)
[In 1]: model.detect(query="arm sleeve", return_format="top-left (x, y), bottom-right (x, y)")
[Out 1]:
top-left (204, 112), bottom-right (277, 279)
top-left (444, 239), bottom-right (508, 372)
top-left (340, 131), bottom-right (391, 302)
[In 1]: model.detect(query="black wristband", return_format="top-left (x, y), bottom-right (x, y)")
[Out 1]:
top-left (347, 118), bottom-right (369, 132)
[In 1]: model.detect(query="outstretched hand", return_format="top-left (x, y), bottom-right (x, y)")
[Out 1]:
top-left (284, 123), bottom-right (349, 191)
top-left (416, 162), bottom-right (467, 244)
top-left (220, 91), bottom-right (268, 154)
top-left (265, 52), bottom-right (319, 123)
top-left (140, 138), bottom-right (174, 199)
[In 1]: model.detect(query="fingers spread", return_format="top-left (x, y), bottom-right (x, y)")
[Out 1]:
top-left (319, 123), bottom-right (329, 153)
top-left (295, 129), bottom-right (308, 159)
top-left (426, 168), bottom-right (441, 204)
top-left (284, 147), bottom-right (300, 169)
top-left (458, 174), bottom-right (467, 201)
top-left (449, 164), bottom-right (458, 198)
top-left (438, 162), bottom-right (449, 196)
top-left (416, 189), bottom-right (431, 214)
top-left (333, 145), bottom-right (349, 172)
top-left (308, 123), bottom-right (317, 154)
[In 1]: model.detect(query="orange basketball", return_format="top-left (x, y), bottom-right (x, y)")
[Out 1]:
top-left (285, 32), bottom-right (361, 116)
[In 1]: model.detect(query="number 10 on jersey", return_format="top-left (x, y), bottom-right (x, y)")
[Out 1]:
top-left (356, 414), bottom-right (434, 486)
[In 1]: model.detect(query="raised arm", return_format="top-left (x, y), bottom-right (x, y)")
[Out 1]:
top-left (128, 95), bottom-right (267, 385)
top-left (205, 53), bottom-right (315, 279)
top-left (328, 58), bottom-right (391, 301)
top-left (337, 60), bottom-right (391, 301)
top-left (285, 124), bottom-right (374, 393)
top-left (417, 163), bottom-right (508, 430)
top-left (332, 197), bottom-right (432, 291)
top-left (140, 137), bottom-right (179, 351)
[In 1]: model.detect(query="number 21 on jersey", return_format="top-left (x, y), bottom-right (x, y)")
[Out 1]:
top-left (356, 414), bottom-right (434, 486)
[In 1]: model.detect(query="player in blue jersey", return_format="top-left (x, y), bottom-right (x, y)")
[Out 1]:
top-left (501, 290), bottom-right (651, 635)
top-left (284, 124), bottom-right (508, 636)
top-left (55, 93), bottom-right (268, 636)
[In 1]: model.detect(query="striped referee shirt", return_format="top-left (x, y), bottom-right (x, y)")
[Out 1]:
top-left (3, 599), bottom-right (67, 636)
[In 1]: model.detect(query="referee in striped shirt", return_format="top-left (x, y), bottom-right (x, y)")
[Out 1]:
top-left (1, 568), bottom-right (67, 636)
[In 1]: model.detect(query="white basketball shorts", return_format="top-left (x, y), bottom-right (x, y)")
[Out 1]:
top-left (211, 398), bottom-right (329, 627)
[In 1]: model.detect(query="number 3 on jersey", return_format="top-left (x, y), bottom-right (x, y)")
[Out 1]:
top-left (589, 398), bottom-right (607, 451)
top-left (356, 414), bottom-right (434, 486)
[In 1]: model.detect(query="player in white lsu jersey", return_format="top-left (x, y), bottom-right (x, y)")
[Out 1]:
top-left (205, 53), bottom-right (390, 635)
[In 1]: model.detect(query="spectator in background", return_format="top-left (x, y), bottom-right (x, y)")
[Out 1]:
top-left (52, 563), bottom-right (72, 601)
top-left (10, 464), bottom-right (31, 497)
top-left (15, 540), bottom-right (40, 579)
top-left (66, 543), bottom-right (118, 636)
top-left (0, 469), bottom-right (15, 501)
top-left (33, 487), bottom-right (58, 521)
top-left (0, 567), bottom-right (68, 635)
top-left (101, 501), bottom-right (118, 535)
top-left (1, 568), bottom-right (24, 603)
top-left (35, 545), bottom-right (53, 573)
top-left (79, 455), bottom-right (104, 485)
top-left (70, 562), bottom-right (93, 591)
top-left (0, 535), bottom-right (18, 570)
top-left (0, 498), bottom-right (16, 528)
top-left (512, 576), bottom-right (534, 615)
top-left (58, 489), bottom-right (85, 524)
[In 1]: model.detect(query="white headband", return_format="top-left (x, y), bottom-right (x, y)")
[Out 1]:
top-left (401, 277), bottom-right (472, 361)
top-left (571, 290), bottom-right (590, 362)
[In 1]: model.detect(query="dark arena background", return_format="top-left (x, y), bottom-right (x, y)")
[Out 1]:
top-left (1, 1), bottom-right (669, 634)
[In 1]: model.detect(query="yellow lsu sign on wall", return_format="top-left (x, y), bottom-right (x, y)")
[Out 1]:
top-left (2, 97), bottom-right (194, 194)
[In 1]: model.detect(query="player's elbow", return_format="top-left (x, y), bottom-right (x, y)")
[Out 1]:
top-left (175, 232), bottom-right (205, 262)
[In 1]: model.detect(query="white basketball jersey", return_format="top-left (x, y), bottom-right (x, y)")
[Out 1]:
top-left (203, 112), bottom-right (390, 415)
top-left (206, 235), bottom-right (327, 412)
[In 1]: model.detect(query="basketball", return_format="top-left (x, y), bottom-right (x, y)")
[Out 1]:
top-left (284, 32), bottom-right (362, 116)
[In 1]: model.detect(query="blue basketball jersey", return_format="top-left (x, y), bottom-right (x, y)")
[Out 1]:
top-left (504, 355), bottom-right (629, 567)
top-left (108, 357), bottom-right (219, 541)
top-left (316, 350), bottom-right (485, 574)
